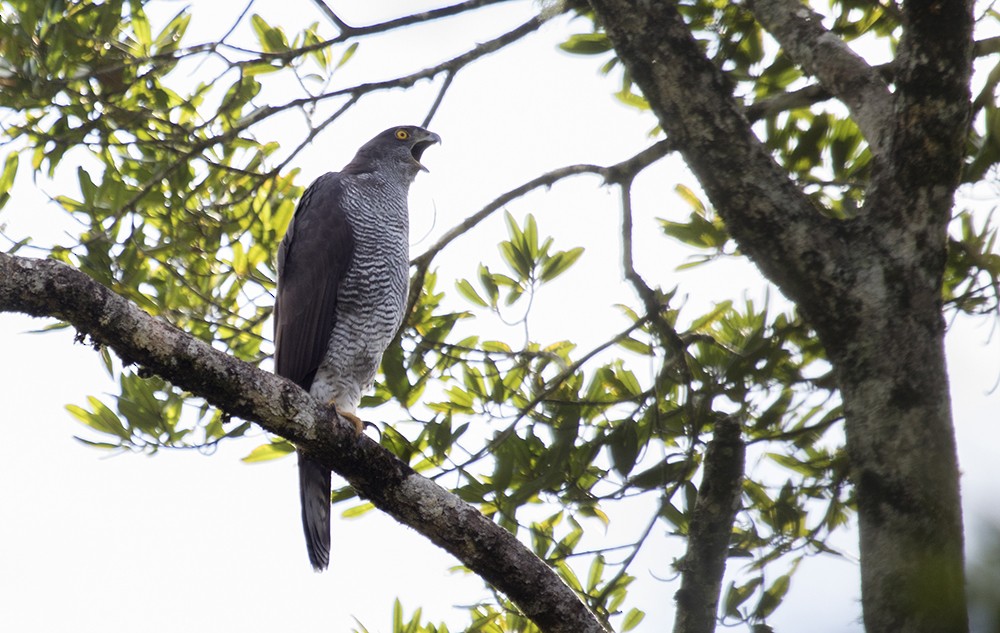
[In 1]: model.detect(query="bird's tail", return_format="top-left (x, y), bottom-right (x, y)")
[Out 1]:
top-left (297, 449), bottom-right (331, 571)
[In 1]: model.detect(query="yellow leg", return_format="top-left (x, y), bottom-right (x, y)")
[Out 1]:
top-left (338, 410), bottom-right (365, 437)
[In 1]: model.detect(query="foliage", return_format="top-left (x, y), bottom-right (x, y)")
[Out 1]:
top-left (1, 0), bottom-right (998, 631)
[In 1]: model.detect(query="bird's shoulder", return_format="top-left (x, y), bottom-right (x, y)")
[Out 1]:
top-left (277, 172), bottom-right (355, 273)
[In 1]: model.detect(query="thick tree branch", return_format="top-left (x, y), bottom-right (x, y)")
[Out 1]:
top-left (588, 0), bottom-right (848, 337)
top-left (874, 0), bottom-right (974, 233)
top-left (0, 252), bottom-right (608, 633)
top-left (673, 416), bottom-right (745, 633)
top-left (746, 35), bottom-right (998, 122)
top-left (747, 0), bottom-right (894, 156)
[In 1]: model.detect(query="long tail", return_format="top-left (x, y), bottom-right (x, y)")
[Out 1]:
top-left (297, 449), bottom-right (331, 571)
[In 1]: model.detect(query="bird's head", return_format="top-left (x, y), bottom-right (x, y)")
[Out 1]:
top-left (343, 125), bottom-right (441, 180)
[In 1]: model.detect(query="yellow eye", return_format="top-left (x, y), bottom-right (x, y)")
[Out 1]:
top-left (395, 129), bottom-right (410, 140)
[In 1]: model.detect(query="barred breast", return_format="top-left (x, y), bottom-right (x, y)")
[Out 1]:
top-left (309, 172), bottom-right (410, 412)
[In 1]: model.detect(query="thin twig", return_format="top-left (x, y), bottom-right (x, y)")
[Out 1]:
top-left (423, 71), bottom-right (456, 129)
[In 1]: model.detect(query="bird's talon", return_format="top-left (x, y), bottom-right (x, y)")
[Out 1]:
top-left (339, 410), bottom-right (365, 437)
top-left (362, 420), bottom-right (382, 440)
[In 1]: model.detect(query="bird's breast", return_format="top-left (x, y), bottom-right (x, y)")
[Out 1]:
top-left (309, 179), bottom-right (411, 409)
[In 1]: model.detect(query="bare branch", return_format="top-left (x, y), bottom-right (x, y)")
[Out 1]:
top-left (406, 140), bottom-right (672, 319)
top-left (618, 177), bottom-right (688, 377)
top-left (747, 0), bottom-right (893, 156)
top-left (313, 0), bottom-right (516, 37)
top-left (423, 71), bottom-right (456, 129)
top-left (309, 0), bottom-right (351, 31)
top-left (745, 83), bottom-right (831, 122)
top-left (0, 252), bottom-right (608, 633)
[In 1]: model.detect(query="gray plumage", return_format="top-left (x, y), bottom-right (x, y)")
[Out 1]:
top-left (273, 126), bottom-right (440, 571)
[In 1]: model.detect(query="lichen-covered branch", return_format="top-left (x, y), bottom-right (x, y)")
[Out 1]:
top-left (747, 0), bottom-right (894, 156)
top-left (0, 252), bottom-right (607, 633)
top-left (672, 417), bottom-right (745, 633)
top-left (587, 0), bottom-right (847, 335)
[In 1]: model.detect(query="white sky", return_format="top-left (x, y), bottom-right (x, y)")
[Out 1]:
top-left (1, 2), bottom-right (999, 632)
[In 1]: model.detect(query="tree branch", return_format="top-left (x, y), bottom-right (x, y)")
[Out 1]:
top-left (587, 0), bottom-right (849, 338)
top-left (745, 82), bottom-right (827, 122)
top-left (0, 252), bottom-right (608, 633)
top-left (672, 416), bottom-right (745, 633)
top-left (747, 0), bottom-right (894, 156)
top-left (746, 35), bottom-right (999, 122)
top-left (406, 140), bottom-right (672, 323)
top-left (874, 0), bottom-right (974, 229)
top-left (312, 0), bottom-right (515, 37)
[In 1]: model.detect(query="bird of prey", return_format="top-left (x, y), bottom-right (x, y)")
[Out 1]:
top-left (273, 125), bottom-right (440, 570)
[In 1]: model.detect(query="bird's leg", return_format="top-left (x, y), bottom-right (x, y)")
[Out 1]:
top-left (337, 410), bottom-right (365, 437)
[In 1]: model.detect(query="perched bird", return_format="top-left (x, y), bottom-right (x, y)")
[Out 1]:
top-left (273, 125), bottom-right (440, 570)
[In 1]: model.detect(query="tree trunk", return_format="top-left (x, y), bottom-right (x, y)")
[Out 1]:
top-left (831, 290), bottom-right (967, 633)
top-left (587, 0), bottom-right (972, 631)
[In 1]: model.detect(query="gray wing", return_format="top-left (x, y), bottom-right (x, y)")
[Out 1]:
top-left (274, 172), bottom-right (355, 391)
top-left (274, 172), bottom-right (354, 571)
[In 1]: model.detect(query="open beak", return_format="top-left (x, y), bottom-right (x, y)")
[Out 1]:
top-left (411, 131), bottom-right (441, 172)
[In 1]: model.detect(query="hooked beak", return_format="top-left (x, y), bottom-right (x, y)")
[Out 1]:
top-left (411, 131), bottom-right (441, 172)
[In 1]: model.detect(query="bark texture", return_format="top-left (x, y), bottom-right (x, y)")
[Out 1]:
top-left (747, 0), bottom-right (893, 156)
top-left (673, 417), bottom-right (745, 633)
top-left (588, 0), bottom-right (972, 631)
top-left (0, 252), bottom-right (607, 633)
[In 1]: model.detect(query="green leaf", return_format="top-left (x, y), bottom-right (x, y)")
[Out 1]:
top-left (250, 14), bottom-right (287, 53)
top-left (342, 502), bottom-right (375, 519)
top-left (0, 152), bottom-right (19, 204)
top-left (688, 300), bottom-right (733, 332)
top-left (587, 554), bottom-right (605, 592)
top-left (540, 247), bottom-right (584, 282)
top-left (499, 241), bottom-right (532, 281)
top-left (559, 33), bottom-right (613, 55)
top-left (481, 340), bottom-right (511, 353)
top-left (242, 61), bottom-right (282, 76)
top-left (659, 211), bottom-right (728, 250)
top-left (724, 577), bottom-right (763, 618)
top-left (618, 335), bottom-right (652, 355)
top-left (755, 573), bottom-right (791, 618)
top-left (336, 42), bottom-right (359, 70)
top-left (675, 183), bottom-right (706, 213)
top-left (73, 437), bottom-right (121, 450)
top-left (615, 88), bottom-right (649, 111)
top-left (66, 397), bottom-right (130, 441)
top-left (555, 560), bottom-right (583, 592)
top-left (621, 608), bottom-right (645, 632)
top-left (153, 7), bottom-right (191, 54)
top-left (609, 422), bottom-right (640, 477)
top-left (241, 439), bottom-right (295, 463)
top-left (456, 278), bottom-right (489, 307)
top-left (130, 5), bottom-right (152, 47)
top-left (523, 214), bottom-right (539, 258)
top-left (659, 501), bottom-right (688, 531)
